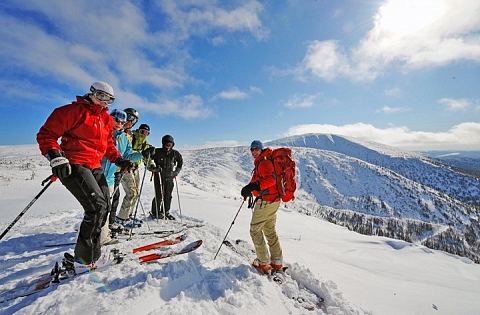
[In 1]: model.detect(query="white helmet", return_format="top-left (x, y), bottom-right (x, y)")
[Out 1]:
top-left (90, 81), bottom-right (114, 98)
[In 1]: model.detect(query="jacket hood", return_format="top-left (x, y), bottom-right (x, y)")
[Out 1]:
top-left (114, 129), bottom-right (124, 137)
top-left (75, 95), bottom-right (106, 115)
top-left (254, 147), bottom-right (272, 164)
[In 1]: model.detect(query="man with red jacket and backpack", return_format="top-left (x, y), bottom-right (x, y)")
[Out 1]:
top-left (36, 81), bottom-right (134, 271)
top-left (241, 140), bottom-right (284, 274)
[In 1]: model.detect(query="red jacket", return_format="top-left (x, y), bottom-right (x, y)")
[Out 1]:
top-left (37, 96), bottom-right (121, 169)
top-left (251, 148), bottom-right (279, 202)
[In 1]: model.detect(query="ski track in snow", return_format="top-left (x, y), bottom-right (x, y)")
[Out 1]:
top-left (1, 209), bottom-right (364, 315)
top-left (0, 175), bottom-right (366, 315)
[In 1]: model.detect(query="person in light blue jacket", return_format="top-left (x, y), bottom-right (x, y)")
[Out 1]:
top-left (99, 109), bottom-right (153, 245)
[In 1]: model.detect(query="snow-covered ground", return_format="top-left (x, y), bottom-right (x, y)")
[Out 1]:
top-left (1, 145), bottom-right (480, 315)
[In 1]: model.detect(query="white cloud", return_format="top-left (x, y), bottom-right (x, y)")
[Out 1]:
top-left (285, 122), bottom-right (480, 150)
top-left (284, 93), bottom-right (321, 108)
top-left (438, 98), bottom-right (472, 111)
top-left (0, 0), bottom-right (267, 120)
top-left (214, 87), bottom-right (249, 100)
top-left (384, 87), bottom-right (401, 97)
top-left (118, 92), bottom-right (212, 120)
top-left (159, 0), bottom-right (268, 40)
top-left (211, 36), bottom-right (226, 46)
top-left (298, 0), bottom-right (480, 81)
top-left (300, 40), bottom-right (350, 81)
top-left (376, 106), bottom-right (409, 114)
top-left (249, 86), bottom-right (262, 94)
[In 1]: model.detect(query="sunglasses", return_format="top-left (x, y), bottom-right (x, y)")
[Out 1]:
top-left (250, 148), bottom-right (261, 152)
top-left (139, 129), bottom-right (150, 135)
top-left (114, 117), bottom-right (125, 125)
top-left (94, 90), bottom-right (115, 104)
top-left (126, 115), bottom-right (138, 125)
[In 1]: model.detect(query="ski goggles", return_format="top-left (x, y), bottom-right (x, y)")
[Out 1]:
top-left (94, 90), bottom-right (115, 105)
top-left (114, 117), bottom-right (125, 125)
top-left (139, 129), bottom-right (150, 136)
top-left (127, 115), bottom-right (138, 125)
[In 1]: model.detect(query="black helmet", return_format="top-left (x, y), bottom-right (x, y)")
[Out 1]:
top-left (162, 135), bottom-right (175, 147)
top-left (124, 108), bottom-right (139, 126)
top-left (138, 123), bottom-right (150, 132)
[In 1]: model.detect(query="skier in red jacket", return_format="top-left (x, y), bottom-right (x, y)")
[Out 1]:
top-left (241, 140), bottom-right (283, 274)
top-left (37, 81), bottom-right (134, 269)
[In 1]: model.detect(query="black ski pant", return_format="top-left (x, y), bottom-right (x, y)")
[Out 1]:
top-left (151, 173), bottom-right (174, 218)
top-left (60, 165), bottom-right (110, 265)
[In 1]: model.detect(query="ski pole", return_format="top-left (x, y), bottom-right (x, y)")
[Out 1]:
top-left (158, 172), bottom-right (167, 221)
top-left (130, 171), bottom-right (151, 231)
top-left (0, 175), bottom-right (57, 241)
top-left (213, 199), bottom-right (245, 260)
top-left (174, 177), bottom-right (183, 224)
top-left (128, 156), bottom-right (150, 240)
top-left (152, 173), bottom-right (160, 223)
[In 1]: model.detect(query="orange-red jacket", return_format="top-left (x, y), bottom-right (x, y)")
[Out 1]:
top-left (37, 96), bottom-right (121, 169)
top-left (251, 148), bottom-right (279, 202)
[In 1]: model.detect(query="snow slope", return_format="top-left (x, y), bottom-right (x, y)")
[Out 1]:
top-left (1, 145), bottom-right (480, 315)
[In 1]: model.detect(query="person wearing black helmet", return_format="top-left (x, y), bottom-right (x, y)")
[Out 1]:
top-left (148, 135), bottom-right (183, 220)
top-left (123, 108), bottom-right (139, 143)
top-left (116, 121), bottom-right (154, 225)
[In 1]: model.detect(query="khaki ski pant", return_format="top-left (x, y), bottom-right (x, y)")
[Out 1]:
top-left (250, 200), bottom-right (283, 263)
top-left (117, 169), bottom-right (140, 220)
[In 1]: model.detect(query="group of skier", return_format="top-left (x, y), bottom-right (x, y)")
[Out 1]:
top-left (36, 81), bottom-right (283, 273)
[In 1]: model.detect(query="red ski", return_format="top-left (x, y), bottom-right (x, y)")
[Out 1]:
top-left (139, 240), bottom-right (203, 263)
top-left (132, 234), bottom-right (187, 253)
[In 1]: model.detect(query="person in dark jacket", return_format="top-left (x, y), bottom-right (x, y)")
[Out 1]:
top-left (148, 135), bottom-right (183, 220)
top-left (36, 81), bottom-right (134, 269)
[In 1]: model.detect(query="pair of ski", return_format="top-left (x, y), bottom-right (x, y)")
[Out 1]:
top-left (42, 223), bottom-right (205, 248)
top-left (222, 240), bottom-right (325, 312)
top-left (0, 235), bottom-right (202, 303)
top-left (42, 229), bottom-right (182, 248)
top-left (0, 248), bottom-right (125, 304)
top-left (134, 234), bottom-right (203, 263)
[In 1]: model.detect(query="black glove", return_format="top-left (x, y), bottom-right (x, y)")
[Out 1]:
top-left (142, 146), bottom-right (155, 158)
top-left (46, 150), bottom-right (71, 179)
top-left (172, 169), bottom-right (180, 178)
top-left (148, 164), bottom-right (162, 173)
top-left (241, 181), bottom-right (260, 198)
top-left (115, 158), bottom-right (134, 172)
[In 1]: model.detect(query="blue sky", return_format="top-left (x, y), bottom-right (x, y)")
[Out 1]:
top-left (1, 0), bottom-right (480, 150)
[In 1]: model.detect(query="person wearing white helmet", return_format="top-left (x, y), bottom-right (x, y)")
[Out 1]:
top-left (37, 81), bottom-right (134, 272)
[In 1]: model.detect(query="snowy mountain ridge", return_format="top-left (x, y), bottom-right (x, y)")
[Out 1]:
top-left (180, 133), bottom-right (480, 262)
top-left (269, 133), bottom-right (480, 203)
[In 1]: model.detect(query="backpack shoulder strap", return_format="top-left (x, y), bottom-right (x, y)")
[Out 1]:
top-left (132, 133), bottom-right (137, 148)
